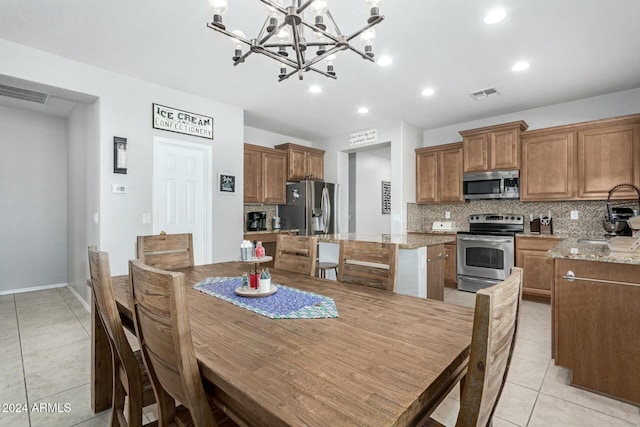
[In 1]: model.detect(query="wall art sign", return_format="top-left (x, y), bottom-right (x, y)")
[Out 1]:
top-left (349, 128), bottom-right (377, 147)
top-left (152, 104), bottom-right (213, 140)
top-left (218, 173), bottom-right (236, 194)
top-left (113, 136), bottom-right (127, 174)
top-left (381, 181), bottom-right (391, 214)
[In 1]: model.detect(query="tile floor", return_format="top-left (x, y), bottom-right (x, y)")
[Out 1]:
top-left (0, 286), bottom-right (639, 426)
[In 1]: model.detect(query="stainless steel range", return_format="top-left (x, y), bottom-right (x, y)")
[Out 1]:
top-left (457, 214), bottom-right (524, 292)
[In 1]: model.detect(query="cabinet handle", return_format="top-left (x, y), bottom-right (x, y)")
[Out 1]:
top-left (427, 254), bottom-right (447, 262)
top-left (563, 270), bottom-right (640, 288)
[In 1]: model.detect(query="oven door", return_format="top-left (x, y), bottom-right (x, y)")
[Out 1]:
top-left (457, 234), bottom-right (514, 281)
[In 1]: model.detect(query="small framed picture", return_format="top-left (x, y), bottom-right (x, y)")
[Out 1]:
top-left (218, 173), bottom-right (236, 194)
top-left (114, 137), bottom-right (127, 174)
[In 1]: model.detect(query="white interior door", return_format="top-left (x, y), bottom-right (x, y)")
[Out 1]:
top-left (153, 137), bottom-right (212, 265)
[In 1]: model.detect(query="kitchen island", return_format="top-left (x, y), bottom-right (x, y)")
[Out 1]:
top-left (549, 238), bottom-right (640, 405)
top-left (318, 233), bottom-right (456, 300)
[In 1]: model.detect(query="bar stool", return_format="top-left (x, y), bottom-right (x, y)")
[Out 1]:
top-left (317, 261), bottom-right (338, 279)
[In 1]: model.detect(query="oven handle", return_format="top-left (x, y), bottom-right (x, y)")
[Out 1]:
top-left (458, 237), bottom-right (512, 244)
top-left (459, 275), bottom-right (502, 284)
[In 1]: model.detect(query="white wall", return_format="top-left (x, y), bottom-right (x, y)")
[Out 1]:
top-left (67, 101), bottom-right (100, 302)
top-left (355, 152), bottom-right (391, 233)
top-left (0, 39), bottom-right (245, 301)
top-left (0, 106), bottom-right (68, 292)
top-left (244, 126), bottom-right (318, 149)
top-left (423, 88), bottom-right (640, 146)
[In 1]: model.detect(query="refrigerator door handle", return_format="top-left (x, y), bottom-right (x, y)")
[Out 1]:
top-left (323, 187), bottom-right (331, 234)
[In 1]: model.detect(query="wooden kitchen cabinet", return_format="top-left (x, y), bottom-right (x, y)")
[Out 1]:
top-left (520, 130), bottom-right (575, 201)
top-left (521, 114), bottom-right (640, 201)
top-left (554, 258), bottom-right (640, 405)
top-left (244, 144), bottom-right (287, 204)
top-left (460, 121), bottom-right (528, 172)
top-left (443, 241), bottom-right (457, 287)
top-left (426, 244), bottom-right (445, 301)
top-left (577, 121), bottom-right (640, 199)
top-left (515, 236), bottom-right (561, 302)
top-left (415, 142), bottom-right (463, 204)
top-left (274, 143), bottom-right (325, 181)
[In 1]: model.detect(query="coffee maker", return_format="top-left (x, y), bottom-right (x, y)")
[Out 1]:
top-left (246, 211), bottom-right (267, 231)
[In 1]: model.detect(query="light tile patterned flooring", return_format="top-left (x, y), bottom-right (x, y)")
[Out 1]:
top-left (0, 286), bottom-right (639, 426)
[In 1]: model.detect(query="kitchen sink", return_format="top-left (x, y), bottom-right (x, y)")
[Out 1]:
top-left (577, 239), bottom-right (609, 245)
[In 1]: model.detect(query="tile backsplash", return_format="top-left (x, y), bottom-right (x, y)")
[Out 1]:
top-left (408, 200), bottom-right (613, 238)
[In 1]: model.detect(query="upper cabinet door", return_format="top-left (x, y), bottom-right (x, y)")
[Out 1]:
top-left (490, 128), bottom-right (520, 170)
top-left (306, 151), bottom-right (324, 181)
top-left (463, 134), bottom-right (489, 172)
top-left (416, 149), bottom-right (438, 203)
top-left (438, 145), bottom-right (464, 202)
top-left (262, 150), bottom-right (287, 204)
top-left (577, 123), bottom-right (640, 199)
top-left (288, 147), bottom-right (307, 181)
top-left (243, 146), bottom-right (262, 204)
top-left (521, 131), bottom-right (575, 201)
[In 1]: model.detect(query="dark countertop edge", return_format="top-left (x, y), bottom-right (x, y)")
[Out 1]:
top-left (244, 229), bottom-right (299, 235)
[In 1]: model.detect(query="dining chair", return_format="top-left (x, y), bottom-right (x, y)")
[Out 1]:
top-left (337, 240), bottom-right (399, 291)
top-left (136, 232), bottom-right (194, 270)
top-left (422, 267), bottom-right (524, 427)
top-left (128, 260), bottom-right (242, 427)
top-left (88, 248), bottom-right (156, 427)
top-left (273, 234), bottom-right (318, 276)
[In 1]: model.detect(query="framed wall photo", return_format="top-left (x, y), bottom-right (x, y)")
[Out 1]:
top-left (218, 173), bottom-right (236, 194)
top-left (381, 181), bottom-right (391, 214)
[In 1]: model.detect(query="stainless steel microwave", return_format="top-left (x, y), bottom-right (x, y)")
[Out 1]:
top-left (463, 170), bottom-right (520, 200)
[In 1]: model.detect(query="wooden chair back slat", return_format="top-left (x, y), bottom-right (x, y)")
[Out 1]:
top-left (128, 259), bottom-right (217, 427)
top-left (456, 267), bottom-right (523, 427)
top-left (137, 233), bottom-right (194, 270)
top-left (337, 241), bottom-right (399, 291)
top-left (88, 247), bottom-right (153, 427)
top-left (274, 235), bottom-right (318, 276)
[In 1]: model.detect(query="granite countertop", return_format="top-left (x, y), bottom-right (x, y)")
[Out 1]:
top-left (548, 238), bottom-right (640, 265)
top-left (244, 229), bottom-right (299, 235)
top-left (317, 233), bottom-right (455, 249)
top-left (516, 233), bottom-right (564, 239)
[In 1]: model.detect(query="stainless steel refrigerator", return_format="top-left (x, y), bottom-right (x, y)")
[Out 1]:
top-left (278, 180), bottom-right (338, 235)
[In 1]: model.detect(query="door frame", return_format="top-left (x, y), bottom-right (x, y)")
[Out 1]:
top-left (152, 136), bottom-right (213, 264)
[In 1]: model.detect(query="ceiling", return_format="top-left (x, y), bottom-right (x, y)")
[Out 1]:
top-left (1, 0), bottom-right (639, 141)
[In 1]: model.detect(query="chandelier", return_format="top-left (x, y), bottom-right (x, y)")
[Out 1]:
top-left (207, 0), bottom-right (385, 81)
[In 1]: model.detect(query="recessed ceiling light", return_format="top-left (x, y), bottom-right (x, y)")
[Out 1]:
top-left (357, 107), bottom-right (369, 114)
top-left (484, 9), bottom-right (507, 24)
top-left (309, 85), bottom-right (322, 93)
top-left (421, 88), bottom-right (435, 96)
top-left (377, 56), bottom-right (393, 66)
top-left (512, 61), bottom-right (530, 71)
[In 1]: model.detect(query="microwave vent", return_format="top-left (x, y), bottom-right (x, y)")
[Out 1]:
top-left (470, 87), bottom-right (500, 100)
top-left (0, 84), bottom-right (49, 104)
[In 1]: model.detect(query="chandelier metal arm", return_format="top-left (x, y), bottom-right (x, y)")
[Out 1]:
top-left (325, 10), bottom-right (342, 36)
top-left (300, 44), bottom-right (346, 70)
top-left (345, 15), bottom-right (384, 42)
top-left (251, 45), bottom-right (300, 69)
top-left (291, 22), bottom-right (306, 69)
top-left (206, 23), bottom-right (252, 47)
top-left (278, 64), bottom-right (337, 82)
top-left (295, 0), bottom-right (316, 14)
top-left (346, 44), bottom-right (375, 62)
top-left (258, 20), bottom-right (288, 46)
top-left (256, 0), bottom-right (287, 15)
top-left (232, 49), bottom-right (255, 66)
top-left (298, 21), bottom-right (341, 44)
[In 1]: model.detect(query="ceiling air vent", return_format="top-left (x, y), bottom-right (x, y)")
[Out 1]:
top-left (470, 87), bottom-right (500, 100)
top-left (0, 84), bottom-right (49, 104)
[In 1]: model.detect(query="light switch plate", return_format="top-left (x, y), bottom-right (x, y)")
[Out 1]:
top-left (112, 184), bottom-right (128, 194)
top-left (445, 211), bottom-right (451, 219)
top-left (571, 210), bottom-right (579, 220)
top-left (142, 213), bottom-right (151, 224)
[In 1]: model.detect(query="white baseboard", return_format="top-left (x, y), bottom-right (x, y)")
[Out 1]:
top-left (0, 282), bottom-right (67, 296)
top-left (68, 283), bottom-right (91, 312)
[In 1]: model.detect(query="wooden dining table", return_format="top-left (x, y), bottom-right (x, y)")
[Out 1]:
top-left (92, 262), bottom-right (474, 426)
